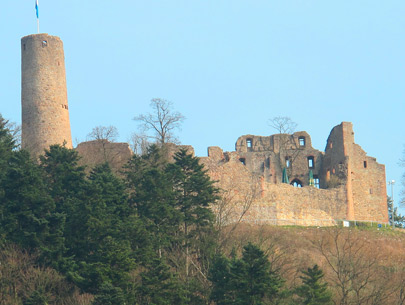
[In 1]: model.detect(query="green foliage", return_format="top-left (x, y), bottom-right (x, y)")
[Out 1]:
top-left (210, 243), bottom-right (284, 305)
top-left (137, 257), bottom-right (186, 305)
top-left (387, 196), bottom-right (405, 228)
top-left (295, 265), bottom-right (332, 305)
top-left (92, 282), bottom-right (125, 305)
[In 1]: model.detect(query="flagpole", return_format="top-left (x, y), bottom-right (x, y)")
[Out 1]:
top-left (35, 0), bottom-right (40, 33)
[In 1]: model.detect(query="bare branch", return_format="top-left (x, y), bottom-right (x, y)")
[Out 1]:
top-left (133, 98), bottom-right (185, 145)
top-left (86, 125), bottom-right (119, 142)
top-left (268, 116), bottom-right (297, 134)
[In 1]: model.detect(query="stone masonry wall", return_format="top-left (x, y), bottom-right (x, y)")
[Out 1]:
top-left (21, 34), bottom-right (72, 157)
top-left (202, 122), bottom-right (388, 225)
top-left (76, 140), bottom-right (132, 174)
top-left (201, 147), bottom-right (347, 226)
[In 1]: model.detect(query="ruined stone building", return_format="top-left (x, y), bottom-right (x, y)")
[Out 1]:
top-left (200, 122), bottom-right (388, 225)
top-left (19, 33), bottom-right (388, 226)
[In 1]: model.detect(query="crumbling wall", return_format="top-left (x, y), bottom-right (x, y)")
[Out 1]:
top-left (234, 132), bottom-right (323, 187)
top-left (203, 122), bottom-right (388, 225)
top-left (201, 147), bottom-right (347, 226)
top-left (76, 140), bottom-right (132, 173)
top-left (322, 122), bottom-right (388, 223)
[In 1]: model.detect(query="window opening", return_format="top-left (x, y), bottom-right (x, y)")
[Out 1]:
top-left (299, 137), bottom-right (305, 146)
top-left (285, 157), bottom-right (290, 168)
top-left (307, 156), bottom-right (314, 168)
top-left (42, 40), bottom-right (48, 47)
top-left (314, 176), bottom-right (320, 189)
top-left (246, 139), bottom-right (252, 149)
top-left (291, 179), bottom-right (302, 188)
top-left (364, 161), bottom-right (367, 168)
top-left (239, 158), bottom-right (246, 165)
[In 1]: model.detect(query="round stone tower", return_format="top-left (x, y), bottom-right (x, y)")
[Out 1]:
top-left (21, 33), bottom-right (72, 157)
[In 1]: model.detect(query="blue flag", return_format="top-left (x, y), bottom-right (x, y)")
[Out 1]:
top-left (35, 0), bottom-right (39, 19)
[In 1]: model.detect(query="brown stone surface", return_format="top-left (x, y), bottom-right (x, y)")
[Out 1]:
top-left (202, 122), bottom-right (388, 225)
top-left (76, 140), bottom-right (132, 173)
top-left (21, 34), bottom-right (72, 157)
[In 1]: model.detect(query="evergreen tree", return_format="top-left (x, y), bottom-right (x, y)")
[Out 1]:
top-left (137, 257), bottom-right (186, 305)
top-left (210, 243), bottom-right (284, 305)
top-left (125, 146), bottom-right (181, 258)
top-left (209, 255), bottom-right (234, 305)
top-left (0, 150), bottom-right (65, 262)
top-left (295, 265), bottom-right (332, 305)
top-left (167, 149), bottom-right (218, 271)
top-left (0, 114), bottom-right (16, 221)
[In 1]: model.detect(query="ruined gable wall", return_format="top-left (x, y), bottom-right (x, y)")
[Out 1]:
top-left (234, 133), bottom-right (323, 186)
top-left (322, 122), bottom-right (388, 222)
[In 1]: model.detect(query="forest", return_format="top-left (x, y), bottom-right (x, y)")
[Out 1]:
top-left (0, 114), bottom-right (404, 305)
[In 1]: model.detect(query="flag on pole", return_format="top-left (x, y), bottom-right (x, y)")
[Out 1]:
top-left (35, 0), bottom-right (39, 19)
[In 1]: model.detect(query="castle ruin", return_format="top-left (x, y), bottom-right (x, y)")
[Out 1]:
top-left (19, 34), bottom-right (388, 226)
top-left (200, 122), bottom-right (388, 225)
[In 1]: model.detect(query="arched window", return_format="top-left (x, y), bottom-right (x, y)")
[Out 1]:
top-left (291, 179), bottom-right (302, 188)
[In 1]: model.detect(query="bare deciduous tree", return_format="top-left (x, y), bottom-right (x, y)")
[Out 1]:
top-left (268, 116), bottom-right (297, 134)
top-left (129, 132), bottom-right (151, 156)
top-left (134, 98), bottom-right (185, 146)
top-left (213, 174), bottom-right (260, 248)
top-left (87, 125), bottom-right (119, 142)
top-left (314, 228), bottom-right (392, 305)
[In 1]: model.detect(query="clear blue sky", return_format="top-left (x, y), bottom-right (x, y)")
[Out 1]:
top-left (1, 1), bottom-right (404, 211)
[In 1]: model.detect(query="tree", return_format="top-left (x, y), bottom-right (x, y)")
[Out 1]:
top-left (210, 243), bottom-right (284, 305)
top-left (167, 149), bottom-right (218, 281)
top-left (268, 116), bottom-right (297, 134)
top-left (136, 257), bottom-right (186, 305)
top-left (314, 228), bottom-right (392, 305)
top-left (129, 132), bottom-right (151, 156)
top-left (295, 264), bottom-right (332, 305)
top-left (388, 196), bottom-right (405, 228)
top-left (134, 98), bottom-right (185, 145)
top-left (87, 125), bottom-right (119, 142)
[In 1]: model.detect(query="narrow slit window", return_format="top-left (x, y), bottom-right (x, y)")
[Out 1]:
top-left (285, 157), bottom-right (290, 168)
top-left (364, 161), bottom-right (367, 168)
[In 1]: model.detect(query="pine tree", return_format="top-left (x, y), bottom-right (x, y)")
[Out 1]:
top-left (209, 255), bottom-right (234, 305)
top-left (137, 257), bottom-right (186, 305)
top-left (125, 146), bottom-right (181, 257)
top-left (166, 149), bottom-right (219, 303)
top-left (210, 243), bottom-right (284, 305)
top-left (295, 264), bottom-right (332, 305)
